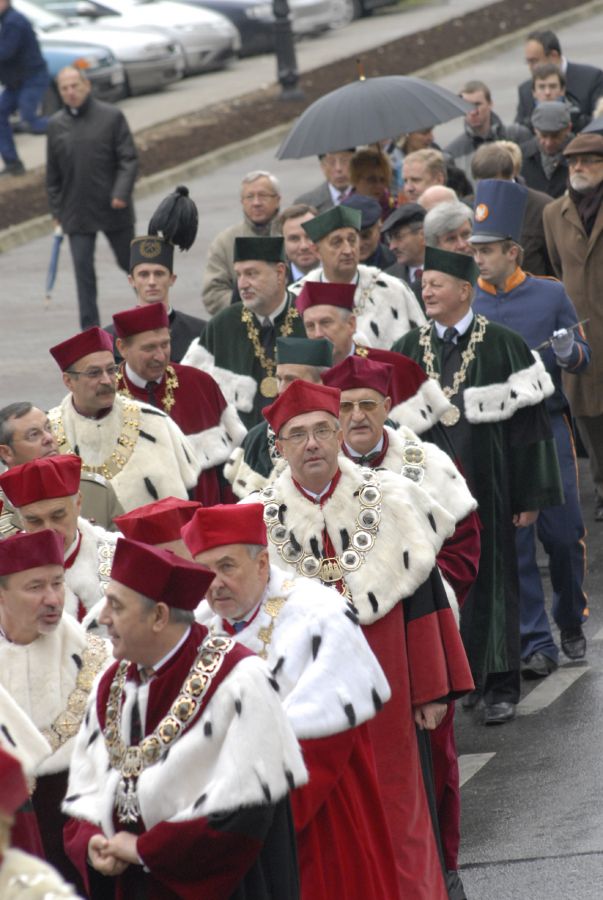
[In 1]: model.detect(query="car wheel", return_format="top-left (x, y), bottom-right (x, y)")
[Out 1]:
top-left (330, 0), bottom-right (363, 28)
top-left (42, 84), bottom-right (62, 117)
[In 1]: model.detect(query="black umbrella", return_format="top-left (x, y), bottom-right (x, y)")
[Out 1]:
top-left (276, 75), bottom-right (471, 159)
top-left (582, 114), bottom-right (603, 133)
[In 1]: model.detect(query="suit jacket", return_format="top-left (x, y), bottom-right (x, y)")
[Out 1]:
top-left (293, 181), bottom-right (335, 214)
top-left (520, 137), bottom-right (569, 199)
top-left (516, 60), bottom-right (603, 128)
top-left (522, 187), bottom-right (554, 276)
top-left (543, 193), bottom-right (603, 416)
top-left (386, 261), bottom-right (424, 309)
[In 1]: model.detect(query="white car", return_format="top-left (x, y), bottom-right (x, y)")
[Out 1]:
top-left (33, 0), bottom-right (241, 74)
top-left (16, 0), bottom-right (186, 94)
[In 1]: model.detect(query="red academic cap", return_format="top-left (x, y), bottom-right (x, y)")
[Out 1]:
top-left (112, 302), bottom-right (170, 338)
top-left (262, 380), bottom-right (341, 435)
top-left (0, 455), bottom-right (81, 508)
top-left (114, 497), bottom-right (202, 544)
top-left (110, 538), bottom-right (214, 610)
top-left (322, 355), bottom-right (393, 396)
top-left (0, 747), bottom-right (29, 817)
top-left (0, 529), bottom-right (64, 577)
top-left (296, 281), bottom-right (356, 315)
top-left (49, 327), bottom-right (114, 371)
top-left (181, 504), bottom-right (267, 558)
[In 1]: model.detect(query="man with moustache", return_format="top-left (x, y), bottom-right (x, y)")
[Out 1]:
top-left (0, 529), bottom-right (110, 887)
top-left (543, 132), bottom-right (603, 522)
top-left (0, 401), bottom-right (123, 533)
top-left (48, 327), bottom-right (200, 512)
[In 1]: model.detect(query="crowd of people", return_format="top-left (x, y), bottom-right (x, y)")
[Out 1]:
top-left (1, 18), bottom-right (603, 900)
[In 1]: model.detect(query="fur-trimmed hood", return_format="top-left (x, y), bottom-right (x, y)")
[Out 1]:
top-left (290, 264), bottom-right (425, 350)
top-left (187, 402), bottom-right (247, 472)
top-left (0, 682), bottom-right (51, 777)
top-left (388, 377), bottom-right (454, 434)
top-left (197, 566), bottom-right (390, 740)
top-left (244, 456), bottom-right (456, 624)
top-left (64, 516), bottom-right (118, 619)
top-left (181, 340), bottom-right (258, 414)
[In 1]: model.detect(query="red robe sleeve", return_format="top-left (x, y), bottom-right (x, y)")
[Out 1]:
top-left (436, 510), bottom-right (481, 607)
top-left (63, 818), bottom-right (104, 897)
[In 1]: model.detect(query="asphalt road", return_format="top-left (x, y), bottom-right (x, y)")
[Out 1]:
top-left (2, 5), bottom-right (603, 897)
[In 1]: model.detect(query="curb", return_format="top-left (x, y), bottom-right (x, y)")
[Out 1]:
top-left (2, 0), bottom-right (602, 253)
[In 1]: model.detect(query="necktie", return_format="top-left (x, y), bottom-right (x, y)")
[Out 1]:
top-left (440, 327), bottom-right (460, 389)
top-left (259, 318), bottom-right (276, 353)
top-left (233, 621), bottom-right (247, 633)
top-left (145, 381), bottom-right (159, 407)
top-left (413, 267), bottom-right (423, 282)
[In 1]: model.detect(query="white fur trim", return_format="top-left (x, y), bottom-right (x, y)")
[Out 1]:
top-left (0, 849), bottom-right (78, 897)
top-left (439, 572), bottom-right (460, 629)
top-left (224, 448), bottom-right (287, 499)
top-left (0, 683), bottom-right (51, 776)
top-left (291, 265), bottom-right (426, 350)
top-left (388, 378), bottom-right (454, 434)
top-left (49, 394), bottom-right (201, 513)
top-left (463, 352), bottom-right (555, 424)
top-left (181, 341), bottom-right (258, 413)
top-left (382, 426), bottom-right (477, 524)
top-left (186, 403), bottom-right (247, 472)
top-left (63, 653), bottom-right (307, 834)
top-left (244, 457), bottom-right (456, 625)
top-left (0, 616), bottom-right (111, 775)
top-left (64, 517), bottom-right (117, 619)
top-left (197, 567), bottom-right (390, 740)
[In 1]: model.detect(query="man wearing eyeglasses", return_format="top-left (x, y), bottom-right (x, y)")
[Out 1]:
top-left (201, 170), bottom-right (282, 315)
top-left (245, 379), bottom-right (474, 900)
top-left (47, 327), bottom-right (200, 513)
top-left (544, 133), bottom-right (603, 523)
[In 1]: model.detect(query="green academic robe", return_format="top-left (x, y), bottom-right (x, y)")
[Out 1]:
top-left (393, 316), bottom-right (563, 677)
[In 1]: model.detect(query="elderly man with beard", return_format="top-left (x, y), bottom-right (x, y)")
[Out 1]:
top-left (0, 530), bottom-right (110, 889)
top-left (289, 206), bottom-right (425, 350)
top-left (543, 132), bottom-right (603, 522)
top-left (48, 327), bottom-right (200, 512)
top-left (244, 379), bottom-right (474, 899)
top-left (0, 455), bottom-right (118, 628)
top-left (0, 402), bottom-right (123, 533)
top-left (184, 237), bottom-right (305, 429)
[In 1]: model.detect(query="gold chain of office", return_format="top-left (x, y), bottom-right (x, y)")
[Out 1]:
top-left (105, 634), bottom-right (234, 825)
top-left (116, 364), bottom-right (179, 414)
top-left (418, 315), bottom-right (488, 426)
top-left (240, 304), bottom-right (299, 399)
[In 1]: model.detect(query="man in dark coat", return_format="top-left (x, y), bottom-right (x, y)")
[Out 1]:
top-left (0, 0), bottom-right (49, 176)
top-left (520, 103), bottom-right (572, 199)
top-left (516, 29), bottom-right (603, 128)
top-left (46, 67), bottom-right (138, 330)
top-left (294, 149), bottom-right (355, 212)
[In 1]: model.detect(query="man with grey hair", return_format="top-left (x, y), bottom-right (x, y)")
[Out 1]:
top-left (424, 202), bottom-right (474, 254)
top-left (201, 170), bottom-right (282, 315)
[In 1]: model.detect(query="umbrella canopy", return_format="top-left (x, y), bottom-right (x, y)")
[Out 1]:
top-left (276, 75), bottom-right (471, 159)
top-left (582, 114), bottom-right (603, 133)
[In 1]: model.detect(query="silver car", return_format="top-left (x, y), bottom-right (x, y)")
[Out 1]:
top-left (16, 0), bottom-right (185, 95)
top-left (32, 0), bottom-right (241, 74)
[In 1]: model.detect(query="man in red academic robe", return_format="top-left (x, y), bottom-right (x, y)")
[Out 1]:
top-left (323, 353), bottom-right (481, 891)
top-left (63, 536), bottom-right (306, 900)
top-left (113, 302), bottom-right (246, 505)
top-left (243, 380), bottom-right (474, 899)
top-left (182, 502), bottom-right (401, 900)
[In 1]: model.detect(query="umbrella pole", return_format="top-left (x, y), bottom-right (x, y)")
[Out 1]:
top-left (273, 0), bottom-right (304, 101)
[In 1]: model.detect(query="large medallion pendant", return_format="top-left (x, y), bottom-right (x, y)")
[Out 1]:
top-left (260, 376), bottom-right (279, 398)
top-left (440, 405), bottom-right (461, 427)
top-left (115, 776), bottom-right (141, 825)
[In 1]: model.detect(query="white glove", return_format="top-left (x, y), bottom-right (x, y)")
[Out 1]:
top-left (551, 328), bottom-right (574, 360)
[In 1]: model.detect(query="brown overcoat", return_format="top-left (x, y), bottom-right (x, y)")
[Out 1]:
top-left (543, 194), bottom-right (603, 417)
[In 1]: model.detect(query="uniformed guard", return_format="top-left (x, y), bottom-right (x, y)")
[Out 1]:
top-left (471, 178), bottom-right (590, 672)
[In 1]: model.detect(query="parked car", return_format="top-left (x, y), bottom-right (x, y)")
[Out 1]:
top-left (31, 0), bottom-right (241, 74)
top-left (176, 0), bottom-right (335, 56)
top-left (38, 39), bottom-right (126, 113)
top-left (16, 0), bottom-right (185, 95)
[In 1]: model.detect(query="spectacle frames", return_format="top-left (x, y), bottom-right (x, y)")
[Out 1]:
top-left (279, 426), bottom-right (338, 446)
top-left (339, 399), bottom-right (383, 415)
top-left (65, 365), bottom-right (118, 380)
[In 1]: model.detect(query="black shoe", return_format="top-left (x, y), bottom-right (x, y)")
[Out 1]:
top-left (595, 496), bottom-right (603, 522)
top-left (446, 870), bottom-right (468, 900)
top-left (462, 688), bottom-right (481, 710)
top-left (521, 652), bottom-right (558, 679)
top-left (560, 627), bottom-right (586, 660)
top-left (482, 701), bottom-right (516, 725)
top-left (0, 160), bottom-right (25, 177)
